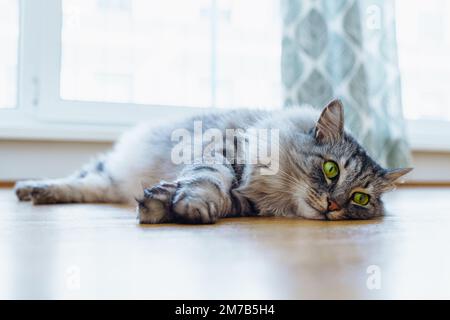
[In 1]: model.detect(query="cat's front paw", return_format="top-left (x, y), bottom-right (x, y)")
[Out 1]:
top-left (171, 184), bottom-right (220, 224)
top-left (137, 181), bottom-right (177, 224)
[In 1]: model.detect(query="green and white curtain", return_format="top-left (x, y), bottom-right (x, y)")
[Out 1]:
top-left (281, 0), bottom-right (410, 168)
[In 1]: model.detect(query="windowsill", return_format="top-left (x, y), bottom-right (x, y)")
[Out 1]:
top-left (1, 117), bottom-right (450, 153)
top-left (0, 118), bottom-right (449, 155)
top-left (0, 121), bottom-right (127, 142)
top-left (406, 119), bottom-right (450, 153)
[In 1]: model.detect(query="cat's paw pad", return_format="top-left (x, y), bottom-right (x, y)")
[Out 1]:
top-left (172, 190), bottom-right (218, 224)
top-left (137, 181), bottom-right (177, 224)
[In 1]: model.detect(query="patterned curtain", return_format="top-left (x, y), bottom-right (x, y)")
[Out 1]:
top-left (281, 0), bottom-right (411, 168)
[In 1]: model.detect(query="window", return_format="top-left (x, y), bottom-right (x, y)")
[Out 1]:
top-left (0, 0), bottom-right (281, 132)
top-left (60, 0), bottom-right (281, 109)
top-left (0, 0), bottom-right (19, 109)
top-left (0, 0), bottom-right (449, 150)
top-left (397, 0), bottom-right (450, 121)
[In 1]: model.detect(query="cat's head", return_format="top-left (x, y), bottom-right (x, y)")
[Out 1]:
top-left (240, 99), bottom-right (412, 220)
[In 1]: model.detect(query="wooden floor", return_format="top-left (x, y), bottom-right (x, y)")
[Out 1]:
top-left (0, 187), bottom-right (449, 300)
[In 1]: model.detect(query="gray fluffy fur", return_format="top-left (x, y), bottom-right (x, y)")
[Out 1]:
top-left (14, 99), bottom-right (412, 223)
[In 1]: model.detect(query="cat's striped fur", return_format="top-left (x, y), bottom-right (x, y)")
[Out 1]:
top-left (14, 100), bottom-right (412, 223)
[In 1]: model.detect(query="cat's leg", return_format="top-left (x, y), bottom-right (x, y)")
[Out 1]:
top-left (137, 160), bottom-right (251, 224)
top-left (14, 158), bottom-right (125, 205)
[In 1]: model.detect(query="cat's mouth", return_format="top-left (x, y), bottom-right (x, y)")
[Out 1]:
top-left (308, 203), bottom-right (345, 221)
top-left (310, 199), bottom-right (349, 220)
top-left (324, 211), bottom-right (346, 221)
top-left (303, 199), bottom-right (328, 220)
top-left (320, 210), bottom-right (343, 221)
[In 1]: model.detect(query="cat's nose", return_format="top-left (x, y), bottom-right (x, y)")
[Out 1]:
top-left (327, 199), bottom-right (341, 212)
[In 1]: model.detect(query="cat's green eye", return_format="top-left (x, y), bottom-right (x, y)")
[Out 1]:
top-left (323, 161), bottom-right (340, 180)
top-left (352, 192), bottom-right (370, 206)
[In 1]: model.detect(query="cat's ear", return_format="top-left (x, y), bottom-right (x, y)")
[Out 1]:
top-left (315, 99), bottom-right (344, 143)
top-left (380, 168), bottom-right (413, 191)
top-left (377, 168), bottom-right (413, 192)
top-left (384, 168), bottom-right (413, 183)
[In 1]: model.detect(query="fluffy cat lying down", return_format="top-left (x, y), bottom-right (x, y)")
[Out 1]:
top-left (14, 99), bottom-right (411, 223)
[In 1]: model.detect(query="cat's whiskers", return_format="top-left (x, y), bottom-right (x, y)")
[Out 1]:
top-left (276, 177), bottom-right (321, 203)
top-left (274, 169), bottom-right (327, 213)
top-left (276, 169), bottom-right (310, 190)
top-left (276, 176), bottom-right (310, 194)
top-left (276, 175), bottom-right (319, 199)
top-left (278, 174), bottom-right (320, 200)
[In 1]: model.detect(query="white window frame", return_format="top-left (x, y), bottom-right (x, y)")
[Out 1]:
top-left (406, 120), bottom-right (450, 152)
top-left (1, 0), bottom-right (450, 152)
top-left (36, 0), bottom-right (199, 125)
top-left (1, 0), bottom-right (216, 141)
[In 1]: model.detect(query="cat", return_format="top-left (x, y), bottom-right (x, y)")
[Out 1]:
top-left (14, 99), bottom-right (412, 223)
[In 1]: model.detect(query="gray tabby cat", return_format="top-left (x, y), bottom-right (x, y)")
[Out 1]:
top-left (14, 100), bottom-right (412, 223)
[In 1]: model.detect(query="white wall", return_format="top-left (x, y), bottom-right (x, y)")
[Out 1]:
top-left (0, 140), bottom-right (112, 180)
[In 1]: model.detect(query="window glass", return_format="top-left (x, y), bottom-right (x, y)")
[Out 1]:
top-left (61, 0), bottom-right (281, 109)
top-left (0, 0), bottom-right (19, 109)
top-left (397, 0), bottom-right (450, 121)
